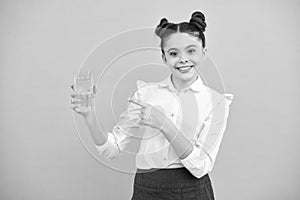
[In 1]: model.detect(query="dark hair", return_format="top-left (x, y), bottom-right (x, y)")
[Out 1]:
top-left (154, 11), bottom-right (207, 55)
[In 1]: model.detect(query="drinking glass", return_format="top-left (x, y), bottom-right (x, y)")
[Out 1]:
top-left (73, 70), bottom-right (95, 112)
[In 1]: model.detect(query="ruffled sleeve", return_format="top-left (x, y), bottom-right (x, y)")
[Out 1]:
top-left (180, 91), bottom-right (234, 178)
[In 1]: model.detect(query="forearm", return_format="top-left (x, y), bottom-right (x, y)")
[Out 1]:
top-left (161, 121), bottom-right (194, 160)
top-left (84, 111), bottom-right (107, 146)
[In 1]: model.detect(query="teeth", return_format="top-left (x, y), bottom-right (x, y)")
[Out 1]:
top-left (177, 66), bottom-right (193, 71)
top-left (179, 66), bottom-right (191, 70)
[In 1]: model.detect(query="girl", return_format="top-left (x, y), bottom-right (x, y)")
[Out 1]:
top-left (71, 11), bottom-right (233, 200)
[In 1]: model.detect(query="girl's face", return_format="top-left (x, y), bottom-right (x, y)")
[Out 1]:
top-left (162, 32), bottom-right (207, 82)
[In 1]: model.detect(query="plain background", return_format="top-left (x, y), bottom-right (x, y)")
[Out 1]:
top-left (1, 0), bottom-right (299, 199)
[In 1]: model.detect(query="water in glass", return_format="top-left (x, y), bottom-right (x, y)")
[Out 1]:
top-left (73, 70), bottom-right (94, 112)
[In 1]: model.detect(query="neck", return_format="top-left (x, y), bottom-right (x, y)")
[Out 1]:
top-left (171, 73), bottom-right (198, 92)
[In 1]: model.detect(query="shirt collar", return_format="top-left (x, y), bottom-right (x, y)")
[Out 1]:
top-left (158, 73), bottom-right (205, 93)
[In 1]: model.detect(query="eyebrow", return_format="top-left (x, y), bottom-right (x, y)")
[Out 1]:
top-left (167, 45), bottom-right (197, 52)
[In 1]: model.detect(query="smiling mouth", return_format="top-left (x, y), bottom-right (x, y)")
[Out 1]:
top-left (175, 65), bottom-right (194, 72)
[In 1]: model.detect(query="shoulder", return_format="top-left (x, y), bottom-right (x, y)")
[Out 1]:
top-left (203, 87), bottom-right (234, 122)
top-left (134, 80), bottom-right (162, 99)
top-left (136, 80), bottom-right (164, 91)
top-left (206, 87), bottom-right (234, 106)
top-left (205, 87), bottom-right (234, 120)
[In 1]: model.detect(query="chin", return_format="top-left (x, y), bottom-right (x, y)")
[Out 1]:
top-left (182, 74), bottom-right (196, 81)
top-left (174, 70), bottom-right (197, 80)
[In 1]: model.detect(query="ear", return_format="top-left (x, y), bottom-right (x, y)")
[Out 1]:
top-left (162, 54), bottom-right (167, 63)
top-left (202, 48), bottom-right (208, 61)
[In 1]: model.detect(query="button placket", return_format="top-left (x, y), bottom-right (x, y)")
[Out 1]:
top-left (165, 90), bottom-right (178, 122)
top-left (163, 147), bottom-right (168, 162)
top-left (170, 105), bottom-right (179, 122)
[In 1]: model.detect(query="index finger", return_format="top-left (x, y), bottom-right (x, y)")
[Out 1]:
top-left (70, 84), bottom-right (75, 91)
top-left (128, 99), bottom-right (148, 108)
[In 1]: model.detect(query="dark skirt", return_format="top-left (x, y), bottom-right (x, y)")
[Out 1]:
top-left (131, 167), bottom-right (215, 200)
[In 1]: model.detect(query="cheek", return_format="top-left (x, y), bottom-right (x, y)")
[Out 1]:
top-left (165, 58), bottom-right (178, 66)
top-left (190, 56), bottom-right (203, 64)
top-left (168, 66), bottom-right (176, 72)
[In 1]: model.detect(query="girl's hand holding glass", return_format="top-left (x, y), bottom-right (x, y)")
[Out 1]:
top-left (70, 70), bottom-right (97, 118)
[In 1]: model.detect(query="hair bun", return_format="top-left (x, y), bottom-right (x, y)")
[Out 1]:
top-left (159, 18), bottom-right (169, 27)
top-left (189, 11), bottom-right (206, 32)
top-left (155, 18), bottom-right (169, 38)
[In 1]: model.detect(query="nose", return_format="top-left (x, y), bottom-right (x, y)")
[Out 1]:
top-left (178, 55), bottom-right (189, 63)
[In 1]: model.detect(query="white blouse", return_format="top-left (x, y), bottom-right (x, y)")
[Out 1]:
top-left (95, 74), bottom-right (234, 178)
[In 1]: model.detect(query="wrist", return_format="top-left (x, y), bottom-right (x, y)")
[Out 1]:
top-left (84, 110), bottom-right (96, 124)
top-left (161, 119), bottom-right (174, 135)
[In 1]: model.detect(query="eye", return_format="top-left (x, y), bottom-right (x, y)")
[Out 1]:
top-left (188, 49), bottom-right (196, 54)
top-left (169, 52), bottom-right (178, 57)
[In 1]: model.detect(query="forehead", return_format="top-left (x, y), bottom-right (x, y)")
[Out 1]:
top-left (164, 32), bottom-right (202, 50)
